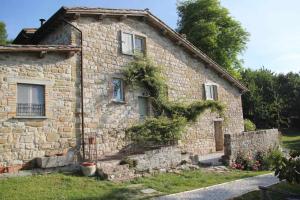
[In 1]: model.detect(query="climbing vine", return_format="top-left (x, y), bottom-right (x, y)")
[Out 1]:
top-left (124, 55), bottom-right (225, 145)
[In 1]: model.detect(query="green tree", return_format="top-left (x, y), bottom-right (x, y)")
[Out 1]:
top-left (177, 0), bottom-right (249, 78)
top-left (0, 21), bottom-right (8, 45)
top-left (241, 68), bottom-right (300, 129)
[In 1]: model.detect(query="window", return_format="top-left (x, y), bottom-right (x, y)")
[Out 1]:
top-left (17, 84), bottom-right (45, 116)
top-left (112, 78), bottom-right (125, 102)
top-left (204, 84), bottom-right (218, 100)
top-left (138, 96), bottom-right (149, 119)
top-left (134, 36), bottom-right (145, 54)
top-left (121, 32), bottom-right (145, 55)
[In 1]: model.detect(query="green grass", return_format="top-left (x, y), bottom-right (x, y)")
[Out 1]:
top-left (233, 182), bottom-right (300, 200)
top-left (0, 170), bottom-right (269, 200)
top-left (281, 129), bottom-right (300, 151)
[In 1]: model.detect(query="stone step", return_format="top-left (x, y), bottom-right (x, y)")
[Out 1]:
top-left (198, 152), bottom-right (224, 167)
top-left (96, 160), bottom-right (136, 181)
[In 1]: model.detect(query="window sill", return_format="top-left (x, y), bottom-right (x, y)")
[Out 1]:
top-left (13, 116), bottom-right (47, 119)
top-left (111, 100), bottom-right (126, 104)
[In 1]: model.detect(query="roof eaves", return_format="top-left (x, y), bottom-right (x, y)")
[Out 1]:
top-left (0, 45), bottom-right (81, 52)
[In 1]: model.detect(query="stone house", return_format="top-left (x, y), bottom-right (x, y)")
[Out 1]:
top-left (0, 7), bottom-right (248, 167)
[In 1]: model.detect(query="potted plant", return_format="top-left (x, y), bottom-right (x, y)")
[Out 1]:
top-left (0, 166), bottom-right (6, 174)
top-left (80, 162), bottom-right (96, 176)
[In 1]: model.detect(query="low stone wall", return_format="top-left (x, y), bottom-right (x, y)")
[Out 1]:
top-left (128, 146), bottom-right (184, 171)
top-left (224, 129), bottom-right (280, 164)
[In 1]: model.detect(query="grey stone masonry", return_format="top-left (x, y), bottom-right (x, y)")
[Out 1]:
top-left (224, 129), bottom-right (280, 164)
top-left (128, 146), bottom-right (183, 171)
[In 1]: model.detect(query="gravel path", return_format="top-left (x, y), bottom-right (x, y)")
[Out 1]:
top-left (157, 173), bottom-right (279, 200)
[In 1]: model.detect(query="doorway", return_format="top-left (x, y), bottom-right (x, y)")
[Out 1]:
top-left (214, 121), bottom-right (224, 151)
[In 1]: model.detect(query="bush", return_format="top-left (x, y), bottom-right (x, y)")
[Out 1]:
top-left (231, 152), bottom-right (260, 170)
top-left (119, 157), bottom-right (137, 168)
top-left (274, 150), bottom-right (300, 184)
top-left (126, 116), bottom-right (187, 145)
top-left (231, 149), bottom-right (283, 171)
top-left (262, 148), bottom-right (284, 170)
top-left (244, 119), bottom-right (256, 131)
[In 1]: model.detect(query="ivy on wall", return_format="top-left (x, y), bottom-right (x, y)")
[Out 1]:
top-left (124, 55), bottom-right (225, 145)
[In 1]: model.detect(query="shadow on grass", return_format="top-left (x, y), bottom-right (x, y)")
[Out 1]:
top-left (72, 187), bottom-right (141, 200)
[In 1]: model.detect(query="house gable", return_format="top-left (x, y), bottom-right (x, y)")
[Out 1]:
top-left (14, 7), bottom-right (247, 93)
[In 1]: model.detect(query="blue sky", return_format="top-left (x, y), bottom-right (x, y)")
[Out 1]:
top-left (1, 0), bottom-right (299, 73)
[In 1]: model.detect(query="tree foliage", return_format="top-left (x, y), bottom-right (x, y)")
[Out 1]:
top-left (241, 68), bottom-right (300, 129)
top-left (177, 0), bottom-right (249, 78)
top-left (0, 21), bottom-right (8, 45)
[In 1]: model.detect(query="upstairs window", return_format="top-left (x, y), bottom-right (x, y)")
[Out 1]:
top-left (112, 78), bottom-right (125, 102)
top-left (204, 84), bottom-right (218, 100)
top-left (17, 84), bottom-right (45, 116)
top-left (121, 32), bottom-right (145, 55)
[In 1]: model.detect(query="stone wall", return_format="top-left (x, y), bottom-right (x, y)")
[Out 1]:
top-left (0, 52), bottom-right (80, 167)
top-left (224, 129), bottom-right (280, 164)
top-left (0, 14), bottom-right (245, 166)
top-left (128, 146), bottom-right (183, 171)
top-left (71, 16), bottom-right (244, 157)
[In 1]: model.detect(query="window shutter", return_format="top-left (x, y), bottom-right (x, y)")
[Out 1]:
top-left (213, 85), bottom-right (218, 100)
top-left (204, 84), bottom-right (212, 100)
top-left (121, 32), bottom-right (133, 55)
top-left (138, 97), bottom-right (149, 119)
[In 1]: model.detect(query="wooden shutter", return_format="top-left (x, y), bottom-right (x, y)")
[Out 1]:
top-left (213, 85), bottom-right (218, 100)
top-left (204, 84), bottom-right (212, 100)
top-left (121, 32), bottom-right (134, 55)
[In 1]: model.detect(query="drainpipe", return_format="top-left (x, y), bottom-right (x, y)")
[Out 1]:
top-left (62, 19), bottom-right (85, 161)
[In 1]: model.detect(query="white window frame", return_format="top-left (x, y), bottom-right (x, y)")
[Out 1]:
top-left (121, 31), bottom-right (146, 55)
top-left (17, 83), bottom-right (45, 117)
top-left (204, 84), bottom-right (218, 100)
top-left (112, 78), bottom-right (125, 102)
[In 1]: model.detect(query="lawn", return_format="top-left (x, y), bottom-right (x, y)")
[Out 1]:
top-left (281, 129), bottom-right (300, 151)
top-left (233, 182), bottom-right (300, 200)
top-left (0, 170), bottom-right (269, 200)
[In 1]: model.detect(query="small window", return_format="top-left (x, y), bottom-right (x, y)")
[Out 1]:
top-left (204, 84), bottom-right (218, 100)
top-left (121, 32), bottom-right (145, 55)
top-left (17, 84), bottom-right (45, 116)
top-left (112, 78), bottom-right (125, 102)
top-left (134, 36), bottom-right (145, 54)
top-left (138, 96), bottom-right (149, 119)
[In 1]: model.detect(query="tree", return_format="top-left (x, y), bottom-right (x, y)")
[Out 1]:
top-left (177, 0), bottom-right (249, 78)
top-left (0, 21), bottom-right (8, 45)
top-left (241, 68), bottom-right (300, 129)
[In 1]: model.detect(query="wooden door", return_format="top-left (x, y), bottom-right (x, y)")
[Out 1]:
top-left (214, 121), bottom-right (224, 151)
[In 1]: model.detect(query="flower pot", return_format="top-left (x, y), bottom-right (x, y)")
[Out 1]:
top-left (80, 162), bottom-right (96, 176)
top-left (0, 167), bottom-right (6, 174)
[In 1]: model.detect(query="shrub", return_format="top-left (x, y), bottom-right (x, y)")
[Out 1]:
top-left (126, 116), bottom-right (187, 145)
top-left (119, 157), bottom-right (138, 168)
top-left (231, 149), bottom-right (283, 171)
top-left (231, 152), bottom-right (260, 171)
top-left (244, 119), bottom-right (256, 131)
top-left (274, 150), bottom-right (300, 184)
top-left (262, 148), bottom-right (284, 170)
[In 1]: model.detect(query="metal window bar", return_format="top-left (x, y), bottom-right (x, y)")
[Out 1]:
top-left (17, 103), bottom-right (45, 116)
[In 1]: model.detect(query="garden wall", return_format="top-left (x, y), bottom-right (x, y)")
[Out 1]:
top-left (224, 129), bottom-right (280, 164)
top-left (128, 146), bottom-right (184, 171)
